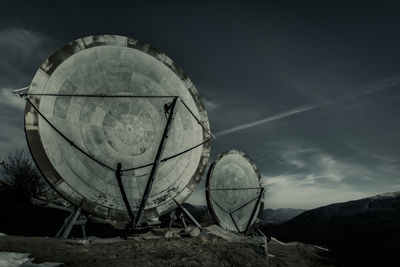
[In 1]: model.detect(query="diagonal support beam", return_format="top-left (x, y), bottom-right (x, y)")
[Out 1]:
top-left (134, 97), bottom-right (178, 231)
top-left (115, 162), bottom-right (135, 229)
top-left (173, 199), bottom-right (203, 230)
top-left (55, 207), bottom-right (82, 239)
top-left (229, 211), bottom-right (241, 232)
top-left (244, 187), bottom-right (265, 235)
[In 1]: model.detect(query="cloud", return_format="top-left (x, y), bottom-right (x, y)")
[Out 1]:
top-left (264, 181), bottom-right (371, 210)
top-left (195, 85), bottom-right (221, 113)
top-left (0, 28), bottom-right (57, 157)
top-left (260, 142), bottom-right (400, 209)
top-left (215, 105), bottom-right (315, 136)
top-left (195, 73), bottom-right (400, 209)
top-left (0, 88), bottom-right (25, 110)
top-left (0, 28), bottom-right (56, 83)
top-left (310, 75), bottom-right (400, 110)
top-left (360, 75), bottom-right (400, 96)
top-left (187, 138), bottom-right (400, 210)
top-left (202, 98), bottom-right (220, 112)
top-left (213, 73), bottom-right (400, 138)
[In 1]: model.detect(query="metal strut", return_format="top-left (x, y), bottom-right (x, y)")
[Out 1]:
top-left (133, 97), bottom-right (178, 232)
top-left (244, 187), bottom-right (265, 235)
top-left (229, 212), bottom-right (241, 232)
top-left (173, 199), bottom-right (203, 231)
top-left (19, 93), bottom-right (177, 98)
top-left (55, 206), bottom-right (87, 239)
top-left (208, 187), bottom-right (264, 235)
top-left (26, 98), bottom-right (116, 172)
top-left (114, 163), bottom-right (135, 231)
top-left (22, 93), bottom-right (213, 234)
top-left (24, 97), bottom-right (213, 173)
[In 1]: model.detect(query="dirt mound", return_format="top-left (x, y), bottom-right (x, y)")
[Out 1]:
top-left (0, 227), bottom-right (333, 267)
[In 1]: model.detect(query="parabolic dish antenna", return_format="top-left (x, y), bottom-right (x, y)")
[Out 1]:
top-left (206, 150), bottom-right (264, 233)
top-left (24, 35), bottom-right (212, 223)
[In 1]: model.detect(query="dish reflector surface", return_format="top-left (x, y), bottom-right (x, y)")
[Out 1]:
top-left (206, 150), bottom-right (264, 232)
top-left (24, 35), bottom-right (211, 222)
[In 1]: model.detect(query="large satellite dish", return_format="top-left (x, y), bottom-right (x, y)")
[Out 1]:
top-left (206, 150), bottom-right (264, 234)
top-left (24, 35), bottom-right (212, 224)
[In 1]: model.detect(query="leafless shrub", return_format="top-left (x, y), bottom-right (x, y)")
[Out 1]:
top-left (0, 149), bottom-right (49, 199)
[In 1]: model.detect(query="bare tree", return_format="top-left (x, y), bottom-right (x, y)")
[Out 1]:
top-left (0, 149), bottom-right (48, 199)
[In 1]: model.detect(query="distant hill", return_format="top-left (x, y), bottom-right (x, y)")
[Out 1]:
top-left (260, 208), bottom-right (305, 225)
top-left (263, 192), bottom-right (400, 267)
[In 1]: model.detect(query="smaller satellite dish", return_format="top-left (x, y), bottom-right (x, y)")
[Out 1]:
top-left (206, 150), bottom-right (264, 234)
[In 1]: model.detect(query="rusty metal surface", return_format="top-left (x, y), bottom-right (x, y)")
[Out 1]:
top-left (24, 35), bottom-right (211, 222)
top-left (206, 150), bottom-right (264, 233)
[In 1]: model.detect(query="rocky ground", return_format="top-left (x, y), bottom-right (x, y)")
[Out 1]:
top-left (0, 193), bottom-right (334, 266)
top-left (0, 226), bottom-right (333, 267)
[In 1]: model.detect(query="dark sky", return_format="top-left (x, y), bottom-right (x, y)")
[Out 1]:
top-left (1, 0), bottom-right (400, 209)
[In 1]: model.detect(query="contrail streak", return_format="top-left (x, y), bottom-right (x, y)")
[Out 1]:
top-left (214, 75), bottom-right (400, 137)
top-left (215, 105), bottom-right (315, 137)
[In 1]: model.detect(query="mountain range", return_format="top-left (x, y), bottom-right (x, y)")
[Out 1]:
top-left (260, 208), bottom-right (305, 225)
top-left (262, 192), bottom-right (400, 266)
